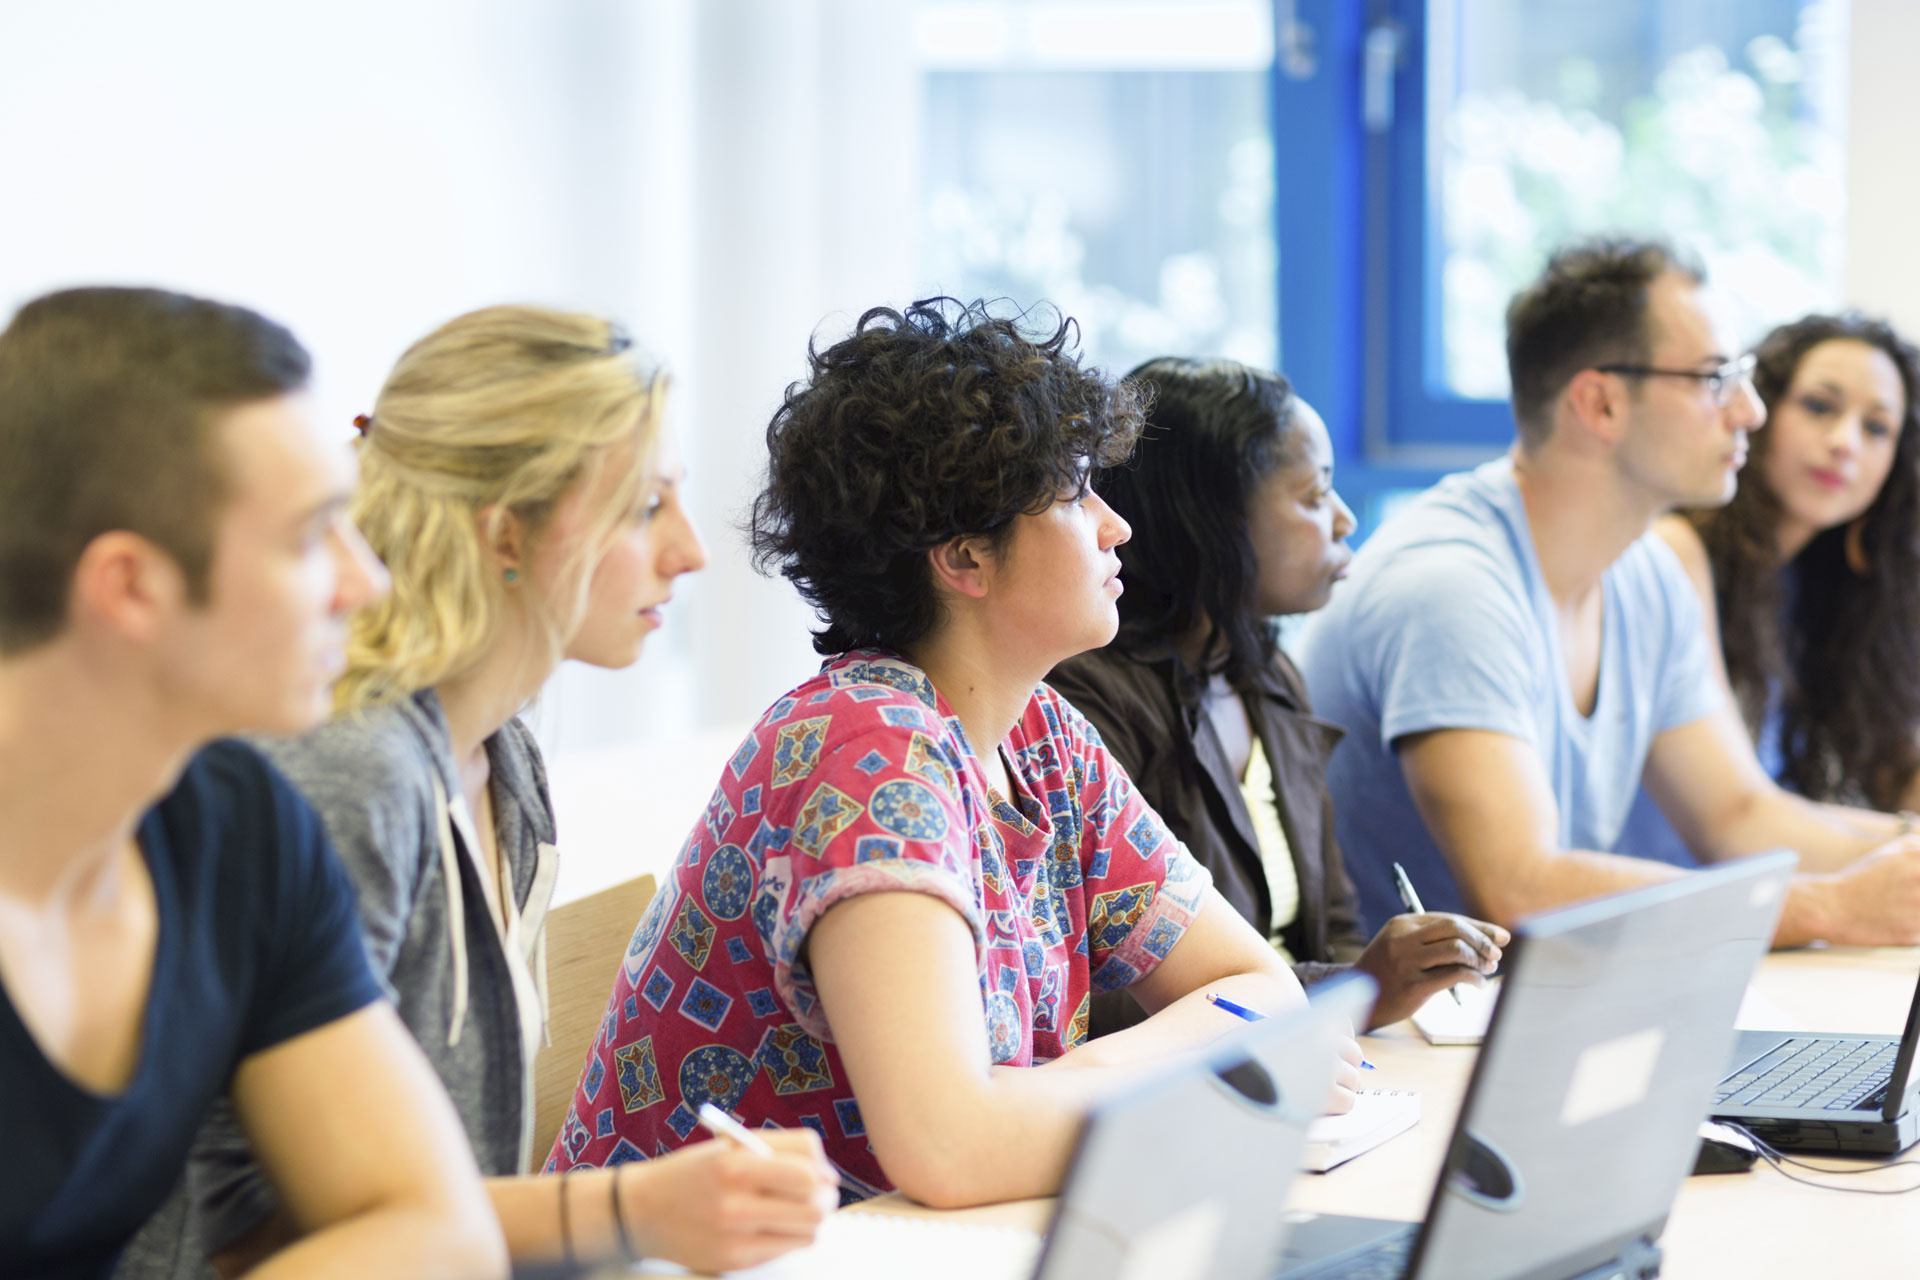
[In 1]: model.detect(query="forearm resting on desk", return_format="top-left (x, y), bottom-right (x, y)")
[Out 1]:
top-left (1400, 728), bottom-right (1686, 924)
top-left (1408, 843), bottom-right (1920, 951)
top-left (492, 1135), bottom-right (834, 1276)
top-left (1682, 781), bottom-right (1920, 946)
top-left (1774, 851), bottom-right (1920, 948)
top-left (807, 890), bottom-right (1302, 1209)
top-left (230, 1007), bottom-right (506, 1280)
top-left (1071, 890), bottom-right (1305, 1067)
top-left (1642, 709), bottom-right (1893, 873)
top-left (1456, 846), bottom-right (1686, 927)
top-left (1639, 723), bottom-right (1920, 944)
top-left (1404, 812), bottom-right (1907, 951)
top-left (1673, 783), bottom-right (1889, 873)
top-left (1402, 725), bottom-right (1920, 947)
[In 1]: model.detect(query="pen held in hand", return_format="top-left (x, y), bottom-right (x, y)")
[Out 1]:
top-left (697, 1102), bottom-right (861, 1199)
top-left (1205, 992), bottom-right (1375, 1069)
top-left (1392, 860), bottom-right (1464, 1007)
top-left (697, 1102), bottom-right (776, 1156)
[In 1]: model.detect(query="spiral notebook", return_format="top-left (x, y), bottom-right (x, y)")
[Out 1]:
top-left (1302, 1089), bottom-right (1421, 1172)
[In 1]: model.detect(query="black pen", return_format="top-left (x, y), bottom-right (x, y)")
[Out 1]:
top-left (1391, 861), bottom-right (1463, 1006)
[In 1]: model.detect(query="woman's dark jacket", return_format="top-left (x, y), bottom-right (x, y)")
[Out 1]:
top-left (1048, 641), bottom-right (1367, 1036)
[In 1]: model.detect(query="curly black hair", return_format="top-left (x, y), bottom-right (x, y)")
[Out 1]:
top-left (748, 298), bottom-right (1145, 655)
top-left (1688, 312), bottom-right (1920, 808)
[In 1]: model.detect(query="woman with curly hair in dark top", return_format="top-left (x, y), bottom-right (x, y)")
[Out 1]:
top-left (552, 300), bottom-right (1355, 1208)
top-left (1049, 358), bottom-right (1508, 1033)
top-left (1625, 313), bottom-right (1920, 860)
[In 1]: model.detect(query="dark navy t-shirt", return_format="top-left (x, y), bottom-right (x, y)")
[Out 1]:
top-left (1, 740), bottom-right (383, 1279)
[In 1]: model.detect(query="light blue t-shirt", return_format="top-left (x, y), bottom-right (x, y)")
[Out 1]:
top-left (1619, 691), bottom-right (1786, 865)
top-left (1296, 457), bottom-right (1726, 931)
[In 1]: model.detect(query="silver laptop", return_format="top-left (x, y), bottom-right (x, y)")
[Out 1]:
top-left (1275, 850), bottom-right (1795, 1280)
top-left (1710, 958), bottom-right (1920, 1156)
top-left (1034, 974), bottom-right (1375, 1280)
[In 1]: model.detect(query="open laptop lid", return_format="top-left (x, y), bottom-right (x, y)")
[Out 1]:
top-left (1034, 974), bottom-right (1376, 1280)
top-left (1878, 964), bottom-right (1920, 1123)
top-left (1406, 850), bottom-right (1796, 1280)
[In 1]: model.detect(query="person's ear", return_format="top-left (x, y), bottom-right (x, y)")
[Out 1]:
top-left (476, 505), bottom-right (528, 583)
top-left (926, 534), bottom-right (996, 602)
top-left (69, 531), bottom-right (187, 643)
top-left (1563, 368), bottom-right (1629, 446)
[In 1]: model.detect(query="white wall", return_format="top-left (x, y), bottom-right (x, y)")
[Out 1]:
top-left (0, 0), bottom-right (919, 768)
top-left (533, 0), bottom-right (924, 760)
top-left (0, 0), bottom-right (926, 898)
top-left (1845, 0), bottom-right (1920, 336)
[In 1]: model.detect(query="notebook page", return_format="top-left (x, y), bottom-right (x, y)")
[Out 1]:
top-left (1305, 1089), bottom-right (1419, 1143)
top-left (1302, 1089), bottom-right (1420, 1171)
top-left (636, 1211), bottom-right (1045, 1280)
top-left (1409, 979), bottom-right (1500, 1045)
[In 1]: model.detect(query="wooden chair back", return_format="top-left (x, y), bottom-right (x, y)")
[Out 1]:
top-left (532, 873), bottom-right (656, 1162)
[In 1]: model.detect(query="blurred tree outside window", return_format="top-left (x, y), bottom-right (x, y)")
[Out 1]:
top-left (1433, 0), bottom-right (1849, 398)
top-left (915, 1), bottom-right (1279, 376)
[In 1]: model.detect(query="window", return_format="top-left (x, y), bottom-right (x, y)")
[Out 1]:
top-left (915, 1), bottom-right (1279, 375)
top-left (1276, 0), bottom-right (1851, 532)
top-left (1432, 0), bottom-right (1848, 401)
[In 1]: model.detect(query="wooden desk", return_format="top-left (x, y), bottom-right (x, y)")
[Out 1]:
top-left (830, 947), bottom-right (1920, 1279)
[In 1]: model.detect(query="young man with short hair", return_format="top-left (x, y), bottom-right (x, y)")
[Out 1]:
top-left (1300, 240), bottom-right (1920, 946)
top-left (0, 287), bottom-right (507, 1278)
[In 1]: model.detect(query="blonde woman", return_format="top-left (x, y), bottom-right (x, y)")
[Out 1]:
top-left (179, 308), bottom-right (835, 1275)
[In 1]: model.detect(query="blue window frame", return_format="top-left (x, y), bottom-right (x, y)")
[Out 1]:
top-left (1280, 0), bottom-right (1849, 537)
top-left (1273, 1), bottom-right (1482, 538)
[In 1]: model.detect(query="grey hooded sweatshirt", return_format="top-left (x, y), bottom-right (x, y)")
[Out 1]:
top-left (115, 690), bottom-right (558, 1277)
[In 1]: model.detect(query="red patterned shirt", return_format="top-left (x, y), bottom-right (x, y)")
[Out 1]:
top-left (545, 651), bottom-right (1211, 1195)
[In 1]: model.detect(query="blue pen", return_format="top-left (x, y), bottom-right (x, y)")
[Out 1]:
top-left (1206, 992), bottom-right (1375, 1069)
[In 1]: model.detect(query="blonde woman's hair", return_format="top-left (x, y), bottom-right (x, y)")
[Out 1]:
top-left (336, 305), bottom-right (664, 713)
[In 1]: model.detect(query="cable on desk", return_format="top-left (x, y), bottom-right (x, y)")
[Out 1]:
top-left (1723, 1123), bottom-right (1920, 1196)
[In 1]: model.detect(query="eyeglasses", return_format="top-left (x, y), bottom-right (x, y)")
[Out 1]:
top-left (1593, 352), bottom-right (1757, 407)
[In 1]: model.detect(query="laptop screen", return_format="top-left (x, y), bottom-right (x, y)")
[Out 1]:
top-left (1405, 852), bottom-right (1794, 1280)
top-left (1881, 966), bottom-right (1920, 1122)
top-left (1036, 975), bottom-right (1374, 1280)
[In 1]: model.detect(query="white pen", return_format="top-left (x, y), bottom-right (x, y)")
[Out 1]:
top-left (699, 1101), bottom-right (861, 1200)
top-left (697, 1102), bottom-right (776, 1157)
top-left (1392, 860), bottom-right (1464, 1007)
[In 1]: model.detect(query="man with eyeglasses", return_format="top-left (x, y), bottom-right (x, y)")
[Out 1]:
top-left (1298, 238), bottom-right (1920, 948)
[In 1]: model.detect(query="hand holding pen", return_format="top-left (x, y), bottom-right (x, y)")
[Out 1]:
top-left (1206, 992), bottom-right (1374, 1069)
top-left (1349, 861), bottom-right (1508, 1027)
top-left (1205, 993), bottom-right (1370, 1114)
top-left (601, 1104), bottom-right (836, 1275)
top-left (699, 1103), bottom-right (862, 1201)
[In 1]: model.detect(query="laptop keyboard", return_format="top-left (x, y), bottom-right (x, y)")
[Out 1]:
top-left (1314, 1230), bottom-right (1414, 1280)
top-left (1715, 1038), bottom-right (1896, 1111)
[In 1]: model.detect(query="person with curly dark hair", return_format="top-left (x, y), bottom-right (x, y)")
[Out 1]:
top-left (1049, 358), bottom-right (1509, 1035)
top-left (551, 300), bottom-right (1352, 1208)
top-left (1621, 313), bottom-right (1920, 860)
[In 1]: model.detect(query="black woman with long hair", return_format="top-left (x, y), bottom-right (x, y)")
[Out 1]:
top-left (1049, 357), bottom-right (1507, 1035)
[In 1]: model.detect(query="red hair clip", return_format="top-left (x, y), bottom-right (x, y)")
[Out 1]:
top-left (352, 413), bottom-right (373, 437)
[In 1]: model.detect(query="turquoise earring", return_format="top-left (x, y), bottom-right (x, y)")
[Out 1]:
top-left (503, 568), bottom-right (518, 583)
